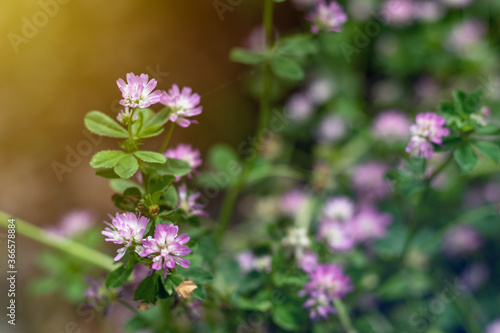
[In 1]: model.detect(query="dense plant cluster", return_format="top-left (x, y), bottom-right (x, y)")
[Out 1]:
top-left (20, 0), bottom-right (500, 332)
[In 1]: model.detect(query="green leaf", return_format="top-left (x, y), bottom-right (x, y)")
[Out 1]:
top-left (278, 35), bottom-right (318, 58)
top-left (148, 175), bottom-right (175, 194)
top-left (143, 108), bottom-right (171, 128)
top-left (106, 265), bottom-right (134, 289)
top-left (138, 126), bottom-right (164, 139)
top-left (110, 179), bottom-right (142, 193)
top-left (134, 273), bottom-right (159, 304)
top-left (454, 143), bottom-right (478, 174)
top-left (149, 158), bottom-right (191, 176)
top-left (84, 111), bottom-right (129, 138)
top-left (134, 151), bottom-right (167, 164)
top-left (123, 187), bottom-right (143, 197)
top-left (473, 141), bottom-right (500, 163)
top-left (96, 168), bottom-right (120, 179)
top-left (90, 150), bottom-right (127, 168)
top-left (114, 154), bottom-right (139, 179)
top-left (163, 186), bottom-right (178, 207)
top-left (271, 56), bottom-right (304, 81)
top-left (272, 304), bottom-right (304, 331)
top-left (229, 48), bottom-right (267, 65)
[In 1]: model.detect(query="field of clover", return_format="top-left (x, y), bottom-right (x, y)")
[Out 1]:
top-left (2, 0), bottom-right (500, 332)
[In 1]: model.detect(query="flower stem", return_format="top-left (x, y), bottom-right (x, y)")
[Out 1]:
top-left (216, 0), bottom-right (275, 246)
top-left (0, 211), bottom-right (115, 271)
top-left (159, 123), bottom-right (175, 153)
top-left (333, 298), bottom-right (357, 333)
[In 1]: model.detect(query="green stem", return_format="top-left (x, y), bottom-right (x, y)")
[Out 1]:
top-left (0, 211), bottom-right (115, 271)
top-left (428, 153), bottom-right (454, 183)
top-left (159, 123), bottom-right (175, 153)
top-left (216, 0), bottom-right (275, 246)
top-left (333, 298), bottom-right (357, 333)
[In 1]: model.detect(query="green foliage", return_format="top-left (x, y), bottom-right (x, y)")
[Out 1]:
top-left (84, 111), bottom-right (129, 138)
top-left (106, 264), bottom-right (135, 288)
top-left (271, 56), bottom-right (305, 81)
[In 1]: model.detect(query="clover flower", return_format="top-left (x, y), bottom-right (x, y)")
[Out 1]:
top-left (307, 1), bottom-right (347, 34)
top-left (350, 206), bottom-right (392, 242)
top-left (300, 264), bottom-right (353, 320)
top-left (381, 0), bottom-right (414, 26)
top-left (352, 161), bottom-right (391, 201)
top-left (322, 197), bottom-right (355, 222)
top-left (177, 184), bottom-right (208, 217)
top-left (236, 251), bottom-right (272, 274)
top-left (279, 189), bottom-right (308, 218)
top-left (371, 110), bottom-right (411, 143)
top-left (285, 93), bottom-right (315, 122)
top-left (48, 210), bottom-right (95, 237)
top-left (315, 114), bottom-right (347, 144)
top-left (406, 113), bottom-right (450, 159)
top-left (317, 220), bottom-right (355, 252)
top-left (140, 223), bottom-right (192, 278)
top-left (442, 225), bottom-right (483, 257)
top-left (298, 251), bottom-right (318, 273)
top-left (102, 212), bottom-right (149, 261)
top-left (486, 319), bottom-right (500, 333)
top-left (116, 73), bottom-right (162, 109)
top-left (164, 144), bottom-right (202, 180)
top-left (160, 85), bottom-right (202, 127)
top-left (117, 108), bottom-right (138, 125)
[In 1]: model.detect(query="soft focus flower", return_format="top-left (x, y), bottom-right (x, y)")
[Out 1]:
top-left (299, 264), bottom-right (353, 320)
top-left (317, 220), bottom-right (355, 252)
top-left (381, 0), bottom-right (414, 26)
top-left (236, 252), bottom-right (272, 274)
top-left (306, 77), bottom-right (336, 105)
top-left (322, 197), bottom-right (355, 222)
top-left (307, 1), bottom-right (347, 34)
top-left (164, 144), bottom-right (202, 180)
top-left (177, 184), bottom-right (208, 217)
top-left (471, 106), bottom-right (490, 126)
top-left (102, 212), bottom-right (149, 261)
top-left (442, 0), bottom-right (473, 8)
top-left (462, 262), bottom-right (489, 291)
top-left (298, 251), bottom-right (318, 273)
top-left (160, 85), bottom-right (202, 127)
top-left (315, 114), bottom-right (347, 143)
top-left (350, 207), bottom-right (392, 242)
top-left (282, 227), bottom-right (311, 259)
top-left (486, 319), bottom-right (500, 333)
top-left (116, 73), bottom-right (162, 109)
top-left (413, 1), bottom-right (444, 22)
top-left (48, 210), bottom-right (95, 237)
top-left (442, 225), bottom-right (483, 257)
top-left (352, 161), bottom-right (391, 201)
top-left (406, 113), bottom-right (450, 159)
top-left (447, 20), bottom-right (486, 52)
top-left (279, 189), bottom-right (308, 218)
top-left (285, 93), bottom-right (315, 122)
top-left (141, 223), bottom-right (191, 278)
top-left (371, 110), bottom-right (411, 143)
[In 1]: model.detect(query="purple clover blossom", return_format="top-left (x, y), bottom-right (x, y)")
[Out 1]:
top-left (350, 206), bottom-right (392, 242)
top-left (371, 110), bottom-right (411, 143)
top-left (102, 212), bottom-right (149, 261)
top-left (307, 1), bottom-right (347, 34)
top-left (298, 251), bottom-right (318, 273)
top-left (164, 144), bottom-right (202, 180)
top-left (352, 161), bottom-right (391, 202)
top-left (317, 220), bottom-right (355, 252)
top-left (279, 189), bottom-right (308, 218)
top-left (447, 20), bottom-right (486, 52)
top-left (487, 319), bottom-right (500, 333)
top-left (322, 196), bottom-right (355, 222)
top-left (48, 210), bottom-right (95, 237)
top-left (236, 252), bottom-right (272, 274)
top-left (177, 184), bottom-right (208, 217)
top-left (299, 264), bottom-right (353, 320)
top-left (315, 114), bottom-right (347, 144)
top-left (160, 85), bottom-right (202, 127)
top-left (116, 73), bottom-right (162, 109)
top-left (442, 225), bottom-right (483, 257)
top-left (140, 223), bottom-right (191, 278)
top-left (406, 113), bottom-right (450, 159)
top-left (285, 93), bottom-right (315, 122)
top-left (381, 0), bottom-right (415, 26)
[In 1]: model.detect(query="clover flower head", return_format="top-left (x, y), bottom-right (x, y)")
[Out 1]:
top-left (117, 73), bottom-right (162, 109)
top-left (160, 85), bottom-right (202, 127)
top-left (317, 220), bottom-right (355, 252)
top-left (164, 144), bottom-right (202, 180)
top-left (236, 251), bottom-right (272, 274)
top-left (307, 1), bottom-right (347, 34)
top-left (285, 93), bottom-right (315, 122)
top-left (382, 0), bottom-right (415, 26)
top-left (372, 110), bottom-right (411, 143)
top-left (352, 161), bottom-right (391, 201)
top-left (406, 112), bottom-right (450, 159)
top-left (300, 264), bottom-right (353, 320)
top-left (442, 224), bottom-right (483, 257)
top-left (177, 184), bottom-right (208, 217)
top-left (117, 108), bottom-right (139, 125)
top-left (298, 251), bottom-right (318, 273)
top-left (350, 206), bottom-right (392, 242)
top-left (102, 212), bottom-right (150, 261)
top-left (279, 189), bottom-right (308, 218)
top-left (486, 319), bottom-right (500, 333)
top-left (315, 114), bottom-right (347, 144)
top-left (322, 196), bottom-right (355, 222)
top-left (140, 223), bottom-right (191, 278)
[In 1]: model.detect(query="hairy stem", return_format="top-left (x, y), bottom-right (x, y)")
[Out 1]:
top-left (0, 211), bottom-right (115, 271)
